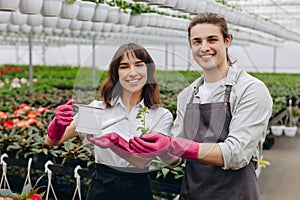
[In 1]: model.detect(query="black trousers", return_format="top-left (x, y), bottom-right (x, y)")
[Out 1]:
top-left (86, 164), bottom-right (153, 200)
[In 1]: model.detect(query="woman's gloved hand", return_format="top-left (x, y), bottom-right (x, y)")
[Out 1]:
top-left (87, 132), bottom-right (133, 159)
top-left (47, 99), bottom-right (75, 141)
top-left (129, 133), bottom-right (199, 160)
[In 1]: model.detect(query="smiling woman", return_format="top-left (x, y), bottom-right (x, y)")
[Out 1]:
top-left (45, 42), bottom-right (173, 200)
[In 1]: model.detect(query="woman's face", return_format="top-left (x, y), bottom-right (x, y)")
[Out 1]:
top-left (189, 23), bottom-right (230, 71)
top-left (118, 52), bottom-right (147, 96)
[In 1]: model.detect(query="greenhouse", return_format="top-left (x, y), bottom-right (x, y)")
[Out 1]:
top-left (0, 0), bottom-right (299, 200)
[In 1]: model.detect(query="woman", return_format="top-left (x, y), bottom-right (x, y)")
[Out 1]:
top-left (130, 13), bottom-right (273, 200)
top-left (45, 43), bottom-right (173, 200)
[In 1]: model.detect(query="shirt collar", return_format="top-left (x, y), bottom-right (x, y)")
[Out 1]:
top-left (111, 96), bottom-right (145, 109)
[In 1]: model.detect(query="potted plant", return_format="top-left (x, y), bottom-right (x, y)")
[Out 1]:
top-left (284, 101), bottom-right (298, 137)
top-left (270, 119), bottom-right (285, 136)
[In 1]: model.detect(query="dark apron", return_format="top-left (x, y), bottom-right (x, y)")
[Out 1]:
top-left (86, 163), bottom-right (153, 200)
top-left (180, 84), bottom-right (259, 200)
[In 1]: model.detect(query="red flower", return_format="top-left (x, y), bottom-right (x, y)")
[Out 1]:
top-left (27, 111), bottom-right (37, 119)
top-left (28, 194), bottom-right (42, 200)
top-left (4, 120), bottom-right (15, 129)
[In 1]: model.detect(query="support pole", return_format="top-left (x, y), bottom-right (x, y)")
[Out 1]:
top-left (273, 46), bottom-right (277, 73)
top-left (92, 35), bottom-right (96, 88)
top-left (28, 31), bottom-right (33, 94)
top-left (165, 43), bottom-right (168, 71)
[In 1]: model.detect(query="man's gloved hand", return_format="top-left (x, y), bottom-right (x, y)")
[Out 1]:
top-left (129, 133), bottom-right (199, 160)
top-left (87, 132), bottom-right (133, 159)
top-left (47, 99), bottom-right (75, 141)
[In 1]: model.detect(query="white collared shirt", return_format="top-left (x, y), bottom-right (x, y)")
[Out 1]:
top-left (80, 97), bottom-right (173, 167)
top-left (171, 65), bottom-right (273, 170)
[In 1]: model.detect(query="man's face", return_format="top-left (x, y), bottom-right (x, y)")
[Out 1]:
top-left (189, 23), bottom-right (230, 71)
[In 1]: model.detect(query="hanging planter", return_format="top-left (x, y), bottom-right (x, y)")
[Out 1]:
top-left (164, 0), bottom-right (177, 8)
top-left (69, 19), bottom-right (83, 30)
top-left (186, 0), bottom-right (197, 13)
top-left (92, 22), bottom-right (104, 32)
top-left (20, 24), bottom-right (31, 33)
top-left (56, 18), bottom-right (71, 29)
top-left (7, 23), bottom-right (20, 33)
top-left (128, 13), bottom-right (142, 27)
top-left (106, 6), bottom-right (120, 24)
top-left (119, 8), bottom-right (131, 25)
top-left (0, 11), bottom-right (11, 23)
top-left (174, 0), bottom-right (188, 11)
top-left (139, 13), bottom-right (150, 27)
top-left (43, 27), bottom-right (53, 35)
top-left (81, 21), bottom-right (93, 31)
top-left (0, 23), bottom-right (7, 32)
top-left (103, 22), bottom-right (113, 32)
top-left (111, 24), bottom-right (122, 33)
top-left (41, 0), bottom-right (63, 17)
top-left (77, 0), bottom-right (96, 21)
top-left (60, 0), bottom-right (80, 19)
top-left (19, 0), bottom-right (43, 14)
top-left (0, 0), bottom-right (19, 11)
top-left (27, 14), bottom-right (43, 26)
top-left (43, 16), bottom-right (58, 28)
top-left (92, 3), bottom-right (109, 22)
top-left (32, 25), bottom-right (43, 34)
top-left (10, 10), bottom-right (27, 25)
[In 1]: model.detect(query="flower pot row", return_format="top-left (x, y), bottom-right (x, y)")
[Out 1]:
top-left (270, 125), bottom-right (298, 137)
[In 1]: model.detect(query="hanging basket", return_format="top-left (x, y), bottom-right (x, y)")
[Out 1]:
top-left (81, 21), bottom-right (93, 31)
top-left (41, 0), bottom-right (63, 17)
top-left (69, 19), bottom-right (83, 30)
top-left (0, 0), bottom-right (19, 11)
top-left (27, 14), bottom-right (43, 26)
top-left (60, 1), bottom-right (80, 19)
top-left (77, 1), bottom-right (96, 21)
top-left (106, 6), bottom-right (120, 24)
top-left (19, 0), bottom-right (43, 14)
top-left (119, 9), bottom-right (131, 25)
top-left (10, 10), bottom-right (28, 25)
top-left (56, 18), bottom-right (71, 29)
top-left (0, 11), bottom-right (11, 23)
top-left (92, 3), bottom-right (109, 22)
top-left (43, 16), bottom-right (58, 28)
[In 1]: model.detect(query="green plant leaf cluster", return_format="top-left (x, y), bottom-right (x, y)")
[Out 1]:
top-left (136, 106), bottom-right (150, 135)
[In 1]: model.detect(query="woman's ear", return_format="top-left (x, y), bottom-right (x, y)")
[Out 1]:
top-left (225, 34), bottom-right (232, 47)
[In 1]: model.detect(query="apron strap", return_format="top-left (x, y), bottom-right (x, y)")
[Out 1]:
top-left (224, 85), bottom-right (232, 106)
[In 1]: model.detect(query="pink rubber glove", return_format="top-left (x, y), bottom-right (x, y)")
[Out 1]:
top-left (130, 133), bottom-right (199, 160)
top-left (47, 99), bottom-right (75, 141)
top-left (87, 132), bottom-right (133, 159)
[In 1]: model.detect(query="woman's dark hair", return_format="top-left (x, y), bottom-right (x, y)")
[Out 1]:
top-left (100, 43), bottom-right (161, 108)
top-left (188, 12), bottom-right (235, 66)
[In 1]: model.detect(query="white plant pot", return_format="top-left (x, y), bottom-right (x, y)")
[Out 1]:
top-left (139, 13), bottom-right (150, 27)
top-left (111, 24), bottom-right (122, 32)
top-left (32, 25), bottom-right (42, 34)
top-left (129, 14), bottom-right (142, 27)
top-left (106, 6), bottom-right (120, 24)
top-left (103, 22), bottom-right (113, 32)
top-left (92, 22), bottom-right (104, 32)
top-left (60, 1), bottom-right (80, 19)
top-left (69, 19), bottom-right (82, 30)
top-left (27, 14), bottom-right (43, 26)
top-left (0, 11), bottom-right (11, 23)
top-left (19, 0), bottom-right (43, 14)
top-left (77, 1), bottom-right (96, 21)
top-left (20, 24), bottom-right (31, 33)
top-left (164, 0), bottom-right (177, 8)
top-left (271, 125), bottom-right (285, 136)
top-left (56, 18), bottom-right (71, 29)
top-left (10, 10), bottom-right (27, 25)
top-left (0, 0), bottom-right (19, 11)
top-left (92, 3), bottom-right (109, 22)
top-left (174, 0), bottom-right (188, 11)
top-left (284, 126), bottom-right (297, 137)
top-left (41, 0), bottom-right (63, 17)
top-left (119, 9), bottom-right (131, 25)
top-left (0, 23), bottom-right (7, 32)
top-left (43, 16), bottom-right (58, 28)
top-left (8, 24), bottom-right (19, 32)
top-left (43, 27), bottom-right (53, 35)
top-left (186, 0), bottom-right (197, 13)
top-left (75, 104), bottom-right (127, 135)
top-left (81, 21), bottom-right (93, 31)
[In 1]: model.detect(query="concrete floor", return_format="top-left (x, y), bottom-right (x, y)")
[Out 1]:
top-left (258, 128), bottom-right (300, 200)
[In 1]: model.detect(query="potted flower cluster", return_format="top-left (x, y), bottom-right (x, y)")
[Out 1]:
top-left (0, 176), bottom-right (45, 200)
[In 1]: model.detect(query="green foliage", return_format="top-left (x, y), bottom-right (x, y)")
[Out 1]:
top-left (136, 106), bottom-right (150, 135)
